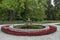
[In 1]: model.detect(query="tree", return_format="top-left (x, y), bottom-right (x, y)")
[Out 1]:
top-left (45, 0), bottom-right (56, 20)
top-left (54, 0), bottom-right (60, 20)
top-left (1, 0), bottom-right (25, 21)
top-left (2, 0), bottom-right (18, 20)
top-left (0, 0), bottom-right (48, 21)
top-left (21, 0), bottom-right (48, 21)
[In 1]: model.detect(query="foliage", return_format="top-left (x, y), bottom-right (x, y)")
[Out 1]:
top-left (1, 0), bottom-right (60, 21)
top-left (0, 0), bottom-right (24, 20)
top-left (21, 0), bottom-right (48, 21)
top-left (54, 0), bottom-right (60, 20)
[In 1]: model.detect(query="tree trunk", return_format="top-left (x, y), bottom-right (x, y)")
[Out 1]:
top-left (8, 10), bottom-right (13, 21)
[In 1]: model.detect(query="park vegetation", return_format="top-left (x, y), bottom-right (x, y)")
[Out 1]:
top-left (0, 0), bottom-right (60, 22)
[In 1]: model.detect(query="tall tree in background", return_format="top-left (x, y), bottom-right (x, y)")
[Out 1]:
top-left (1, 0), bottom-right (25, 21)
top-left (0, 0), bottom-right (48, 21)
top-left (1, 0), bottom-right (18, 21)
top-left (54, 0), bottom-right (60, 20)
top-left (0, 0), bottom-right (8, 20)
top-left (46, 0), bottom-right (56, 20)
top-left (21, 0), bottom-right (48, 21)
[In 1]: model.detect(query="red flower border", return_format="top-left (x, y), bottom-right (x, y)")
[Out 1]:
top-left (1, 25), bottom-right (57, 36)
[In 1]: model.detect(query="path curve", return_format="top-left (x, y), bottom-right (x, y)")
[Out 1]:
top-left (0, 23), bottom-right (60, 40)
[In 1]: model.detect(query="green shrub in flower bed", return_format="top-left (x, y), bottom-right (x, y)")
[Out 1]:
top-left (56, 24), bottom-right (60, 25)
top-left (14, 25), bottom-right (45, 29)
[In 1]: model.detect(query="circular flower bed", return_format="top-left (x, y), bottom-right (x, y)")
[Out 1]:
top-left (13, 25), bottom-right (45, 29)
top-left (1, 25), bottom-right (57, 36)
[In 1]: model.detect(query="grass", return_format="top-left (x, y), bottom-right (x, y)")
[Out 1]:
top-left (56, 24), bottom-right (60, 25)
top-left (14, 25), bottom-right (45, 29)
top-left (0, 21), bottom-right (25, 24)
top-left (0, 20), bottom-right (60, 24)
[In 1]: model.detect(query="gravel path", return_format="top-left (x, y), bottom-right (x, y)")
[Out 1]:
top-left (0, 23), bottom-right (60, 40)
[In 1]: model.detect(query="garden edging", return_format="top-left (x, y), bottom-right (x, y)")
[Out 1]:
top-left (1, 25), bottom-right (57, 36)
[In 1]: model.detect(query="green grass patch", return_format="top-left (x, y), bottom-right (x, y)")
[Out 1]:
top-left (0, 20), bottom-right (60, 24)
top-left (56, 24), bottom-right (60, 25)
top-left (14, 25), bottom-right (45, 29)
top-left (0, 21), bottom-right (25, 24)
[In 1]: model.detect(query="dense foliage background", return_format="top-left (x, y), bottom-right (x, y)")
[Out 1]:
top-left (0, 0), bottom-right (60, 22)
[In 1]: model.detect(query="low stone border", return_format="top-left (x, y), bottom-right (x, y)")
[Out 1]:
top-left (1, 25), bottom-right (57, 36)
top-left (9, 25), bottom-right (49, 32)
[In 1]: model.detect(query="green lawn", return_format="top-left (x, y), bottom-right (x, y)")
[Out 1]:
top-left (56, 24), bottom-right (60, 25)
top-left (0, 20), bottom-right (60, 24)
top-left (14, 25), bottom-right (45, 29)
